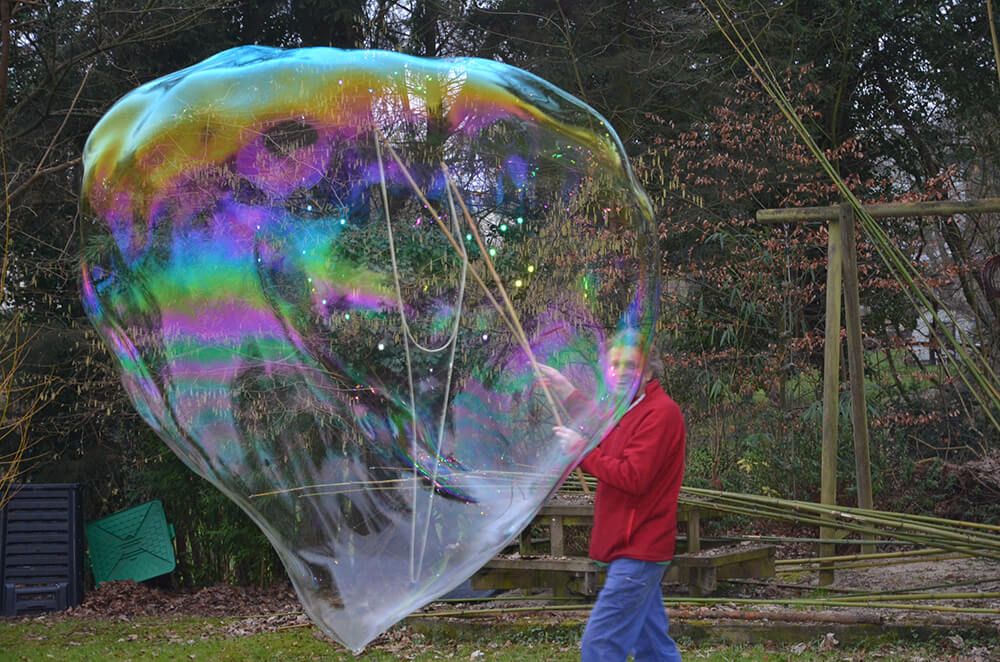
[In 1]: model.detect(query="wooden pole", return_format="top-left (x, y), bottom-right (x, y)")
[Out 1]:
top-left (819, 210), bottom-right (844, 586)
top-left (839, 204), bottom-right (874, 554)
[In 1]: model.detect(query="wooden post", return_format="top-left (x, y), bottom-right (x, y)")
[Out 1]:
top-left (818, 208), bottom-right (844, 586)
top-left (687, 509), bottom-right (702, 553)
top-left (520, 528), bottom-right (533, 556)
top-left (549, 516), bottom-right (565, 557)
top-left (839, 205), bottom-right (875, 554)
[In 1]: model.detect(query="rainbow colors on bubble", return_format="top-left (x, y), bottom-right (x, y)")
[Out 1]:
top-left (79, 46), bottom-right (659, 651)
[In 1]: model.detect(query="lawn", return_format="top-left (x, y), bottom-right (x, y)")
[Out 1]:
top-left (0, 614), bottom-right (988, 662)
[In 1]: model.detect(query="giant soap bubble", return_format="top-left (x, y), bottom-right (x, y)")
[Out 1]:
top-left (80, 46), bottom-right (658, 651)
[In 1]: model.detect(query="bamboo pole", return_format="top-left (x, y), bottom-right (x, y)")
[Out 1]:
top-left (819, 210), bottom-right (844, 585)
top-left (775, 547), bottom-right (949, 565)
top-left (417, 597), bottom-right (1000, 618)
top-left (778, 555), bottom-right (969, 573)
top-left (734, 534), bottom-right (909, 545)
top-left (834, 592), bottom-right (1000, 603)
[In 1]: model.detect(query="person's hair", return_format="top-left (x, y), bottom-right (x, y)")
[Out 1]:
top-left (609, 328), bottom-right (663, 379)
top-left (644, 352), bottom-right (664, 380)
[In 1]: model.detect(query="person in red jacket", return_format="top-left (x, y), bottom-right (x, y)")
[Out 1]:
top-left (544, 339), bottom-right (685, 661)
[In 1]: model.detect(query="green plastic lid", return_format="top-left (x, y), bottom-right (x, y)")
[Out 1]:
top-left (86, 500), bottom-right (176, 585)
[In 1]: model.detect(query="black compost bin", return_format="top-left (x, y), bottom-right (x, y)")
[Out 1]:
top-left (0, 483), bottom-right (85, 616)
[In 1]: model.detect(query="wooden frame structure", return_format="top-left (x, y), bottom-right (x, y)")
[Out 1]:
top-left (757, 197), bottom-right (1000, 583)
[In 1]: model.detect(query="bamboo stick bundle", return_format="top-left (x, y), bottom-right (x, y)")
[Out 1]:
top-left (680, 488), bottom-right (1000, 560)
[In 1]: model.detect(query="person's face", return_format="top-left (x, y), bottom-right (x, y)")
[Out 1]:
top-left (607, 345), bottom-right (645, 393)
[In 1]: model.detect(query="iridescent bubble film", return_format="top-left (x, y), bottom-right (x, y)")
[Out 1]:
top-left (80, 46), bottom-right (658, 651)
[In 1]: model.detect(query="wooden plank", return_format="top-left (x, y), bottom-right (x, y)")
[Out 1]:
top-left (470, 567), bottom-right (582, 594)
top-left (674, 546), bottom-right (774, 569)
top-left (714, 547), bottom-right (775, 581)
top-left (536, 503), bottom-right (594, 517)
top-left (537, 501), bottom-right (715, 522)
top-left (484, 558), bottom-right (596, 573)
top-left (484, 546), bottom-right (775, 573)
top-left (553, 515), bottom-right (595, 527)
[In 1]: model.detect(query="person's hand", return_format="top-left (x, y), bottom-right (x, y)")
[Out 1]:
top-left (537, 364), bottom-right (575, 400)
top-left (553, 425), bottom-right (587, 456)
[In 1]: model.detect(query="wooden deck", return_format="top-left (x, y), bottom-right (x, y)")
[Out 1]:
top-left (473, 499), bottom-right (775, 597)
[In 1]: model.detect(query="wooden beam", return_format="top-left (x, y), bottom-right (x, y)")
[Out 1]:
top-left (757, 205), bottom-right (848, 223)
top-left (756, 197), bottom-right (1000, 223)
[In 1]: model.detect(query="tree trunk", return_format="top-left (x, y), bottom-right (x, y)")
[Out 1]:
top-left (0, 0), bottom-right (10, 120)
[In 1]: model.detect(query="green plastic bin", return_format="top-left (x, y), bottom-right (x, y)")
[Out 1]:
top-left (86, 500), bottom-right (176, 586)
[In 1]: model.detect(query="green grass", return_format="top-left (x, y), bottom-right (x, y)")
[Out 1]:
top-left (0, 615), bottom-right (977, 662)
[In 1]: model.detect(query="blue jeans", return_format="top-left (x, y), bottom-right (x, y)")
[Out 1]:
top-left (581, 558), bottom-right (681, 661)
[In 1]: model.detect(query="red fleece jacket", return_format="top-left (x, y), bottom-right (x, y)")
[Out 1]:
top-left (579, 379), bottom-right (686, 563)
